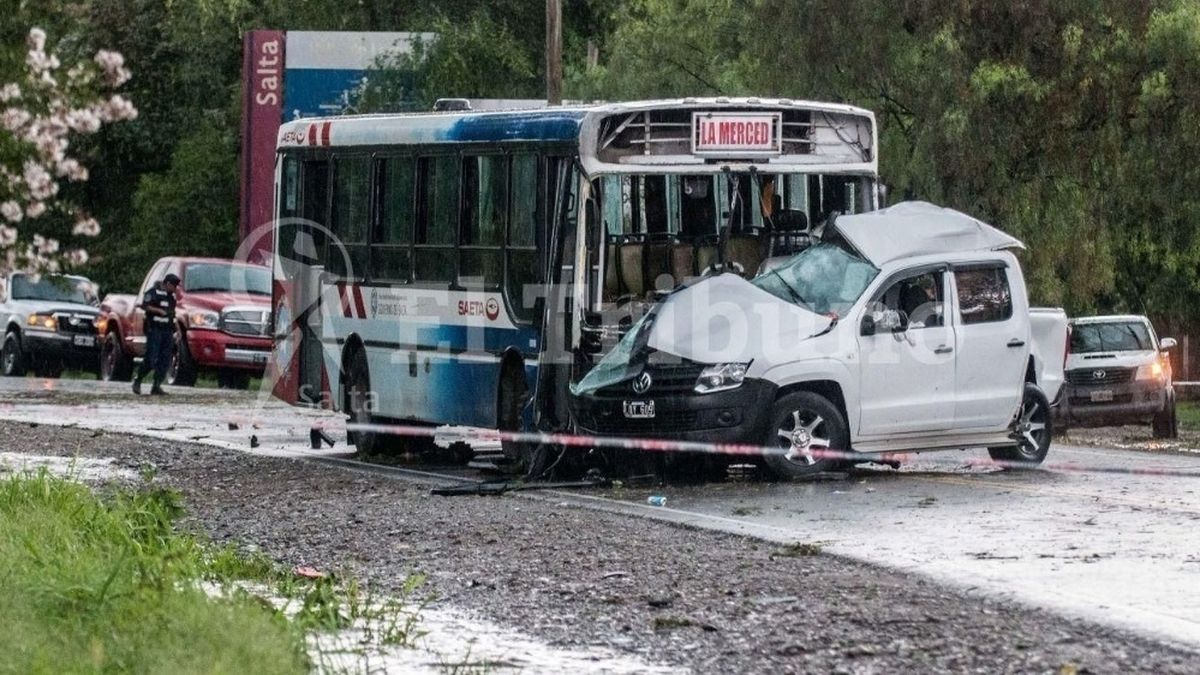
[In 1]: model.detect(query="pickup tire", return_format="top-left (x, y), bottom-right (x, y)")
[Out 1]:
top-left (100, 331), bottom-right (132, 381)
top-left (167, 332), bottom-right (197, 386)
top-left (1152, 391), bottom-right (1178, 439)
top-left (989, 383), bottom-right (1052, 465)
top-left (2, 331), bottom-right (26, 377)
top-left (762, 391), bottom-right (848, 479)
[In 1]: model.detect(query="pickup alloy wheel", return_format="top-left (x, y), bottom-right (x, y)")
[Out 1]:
top-left (989, 383), bottom-right (1052, 465)
top-left (762, 391), bottom-right (848, 479)
top-left (100, 332), bottom-right (132, 381)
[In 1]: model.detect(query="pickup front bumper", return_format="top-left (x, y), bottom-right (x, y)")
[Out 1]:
top-left (572, 376), bottom-right (777, 445)
top-left (1058, 380), bottom-right (1170, 426)
top-left (186, 330), bottom-right (272, 372)
top-left (22, 329), bottom-right (100, 367)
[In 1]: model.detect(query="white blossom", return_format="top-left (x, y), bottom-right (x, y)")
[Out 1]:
top-left (27, 28), bottom-right (46, 53)
top-left (0, 201), bottom-right (22, 223)
top-left (24, 201), bottom-right (46, 218)
top-left (2, 107), bottom-right (30, 131)
top-left (0, 84), bottom-right (19, 102)
top-left (0, 226), bottom-right (16, 247)
top-left (72, 216), bottom-right (100, 237)
top-left (66, 249), bottom-right (88, 265)
top-left (32, 234), bottom-right (59, 255)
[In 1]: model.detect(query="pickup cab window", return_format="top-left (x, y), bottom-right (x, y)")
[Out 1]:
top-left (872, 270), bottom-right (945, 329)
top-left (751, 242), bottom-right (878, 316)
top-left (955, 266), bottom-right (1012, 324)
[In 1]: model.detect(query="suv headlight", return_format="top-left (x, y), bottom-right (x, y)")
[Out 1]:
top-left (695, 362), bottom-right (749, 394)
top-left (26, 313), bottom-right (57, 331)
top-left (1136, 361), bottom-right (1164, 381)
top-left (189, 310), bottom-right (219, 330)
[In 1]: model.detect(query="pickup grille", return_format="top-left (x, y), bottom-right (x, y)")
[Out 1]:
top-left (221, 308), bottom-right (269, 337)
top-left (1066, 367), bottom-right (1135, 385)
top-left (593, 360), bottom-right (706, 398)
top-left (53, 312), bottom-right (98, 336)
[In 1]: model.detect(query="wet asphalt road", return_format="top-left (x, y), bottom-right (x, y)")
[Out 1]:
top-left (2, 377), bottom-right (1199, 653)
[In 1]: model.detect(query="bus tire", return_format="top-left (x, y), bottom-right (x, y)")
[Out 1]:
top-left (498, 364), bottom-right (534, 471)
top-left (345, 348), bottom-right (382, 456)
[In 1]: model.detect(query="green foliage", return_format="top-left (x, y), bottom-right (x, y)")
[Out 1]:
top-left (0, 470), bottom-right (308, 673)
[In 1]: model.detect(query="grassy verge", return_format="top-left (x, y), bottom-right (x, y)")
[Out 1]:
top-left (1175, 400), bottom-right (1200, 431)
top-left (0, 470), bottom-right (342, 674)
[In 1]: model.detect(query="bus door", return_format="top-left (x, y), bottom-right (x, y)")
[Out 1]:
top-left (531, 157), bottom-right (581, 432)
top-left (271, 155), bottom-right (329, 405)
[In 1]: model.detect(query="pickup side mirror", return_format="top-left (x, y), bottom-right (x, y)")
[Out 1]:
top-left (1160, 337), bottom-right (1177, 352)
top-left (860, 314), bottom-right (876, 336)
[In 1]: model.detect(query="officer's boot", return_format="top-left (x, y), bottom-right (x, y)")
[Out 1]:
top-left (150, 379), bottom-right (167, 396)
top-left (132, 376), bottom-right (142, 395)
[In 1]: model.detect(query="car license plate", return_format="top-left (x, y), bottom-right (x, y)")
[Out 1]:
top-left (1090, 389), bottom-right (1114, 403)
top-left (73, 335), bottom-right (95, 347)
top-left (623, 400), bottom-right (656, 419)
top-left (253, 352), bottom-right (268, 364)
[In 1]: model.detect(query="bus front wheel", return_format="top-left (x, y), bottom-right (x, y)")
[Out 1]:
top-left (346, 348), bottom-right (382, 456)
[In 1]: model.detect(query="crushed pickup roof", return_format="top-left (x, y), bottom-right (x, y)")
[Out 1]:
top-left (832, 201), bottom-right (1024, 267)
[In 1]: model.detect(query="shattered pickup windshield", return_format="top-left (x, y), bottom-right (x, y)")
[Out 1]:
top-left (751, 242), bottom-right (878, 316)
top-left (1071, 322), bottom-right (1154, 353)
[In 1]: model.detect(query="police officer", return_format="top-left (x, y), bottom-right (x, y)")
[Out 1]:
top-left (133, 273), bottom-right (179, 395)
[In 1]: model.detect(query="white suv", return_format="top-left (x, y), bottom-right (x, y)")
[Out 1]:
top-left (571, 202), bottom-right (1068, 478)
top-left (1061, 315), bottom-right (1177, 438)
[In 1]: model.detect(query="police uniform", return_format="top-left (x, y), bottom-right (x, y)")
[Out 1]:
top-left (133, 275), bottom-right (178, 394)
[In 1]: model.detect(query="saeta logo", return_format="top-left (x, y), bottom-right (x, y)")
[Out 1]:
top-left (485, 298), bottom-right (500, 321)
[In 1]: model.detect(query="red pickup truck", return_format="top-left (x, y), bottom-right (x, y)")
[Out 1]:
top-left (98, 257), bottom-right (273, 388)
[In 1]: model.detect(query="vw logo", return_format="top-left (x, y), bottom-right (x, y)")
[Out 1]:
top-left (631, 371), bottom-right (652, 394)
top-left (1092, 369), bottom-right (1107, 380)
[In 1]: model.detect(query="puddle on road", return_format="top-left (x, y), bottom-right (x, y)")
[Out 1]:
top-left (205, 583), bottom-right (681, 675)
top-left (0, 452), bottom-right (136, 482)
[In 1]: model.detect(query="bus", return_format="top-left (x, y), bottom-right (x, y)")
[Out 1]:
top-left (269, 98), bottom-right (879, 468)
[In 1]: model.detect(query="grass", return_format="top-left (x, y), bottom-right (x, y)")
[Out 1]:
top-left (1175, 400), bottom-right (1200, 431)
top-left (0, 469), bottom-right (431, 674)
top-left (0, 470), bottom-right (308, 674)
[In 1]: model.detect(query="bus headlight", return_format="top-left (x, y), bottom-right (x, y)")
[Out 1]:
top-left (189, 310), bottom-right (219, 330)
top-left (695, 362), bottom-right (749, 394)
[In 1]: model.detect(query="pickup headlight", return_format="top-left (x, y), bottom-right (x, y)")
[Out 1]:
top-left (695, 362), bottom-right (749, 394)
top-left (26, 313), bottom-right (57, 331)
top-left (188, 310), bottom-right (219, 330)
top-left (1136, 361), bottom-right (1164, 381)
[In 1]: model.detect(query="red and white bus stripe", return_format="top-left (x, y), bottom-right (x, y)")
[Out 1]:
top-left (307, 120), bottom-right (333, 147)
top-left (336, 283), bottom-right (367, 319)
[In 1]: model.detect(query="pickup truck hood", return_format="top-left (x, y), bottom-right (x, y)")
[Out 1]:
top-left (182, 291), bottom-right (271, 312)
top-left (572, 274), bottom-right (831, 395)
top-left (4, 299), bottom-right (99, 316)
top-left (644, 273), bottom-right (832, 364)
top-left (1066, 350), bottom-right (1158, 371)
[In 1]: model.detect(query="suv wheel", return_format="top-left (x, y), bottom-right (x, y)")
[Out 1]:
top-left (762, 391), bottom-right (848, 479)
top-left (2, 332), bottom-right (26, 377)
top-left (989, 383), bottom-right (1052, 465)
top-left (1152, 392), bottom-right (1178, 439)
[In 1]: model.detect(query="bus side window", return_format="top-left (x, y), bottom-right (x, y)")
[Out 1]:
top-left (507, 153), bottom-right (540, 322)
top-left (459, 154), bottom-right (506, 289)
top-left (330, 155), bottom-right (370, 281)
top-left (414, 155), bottom-right (459, 285)
top-left (373, 156), bottom-right (413, 283)
top-left (300, 159), bottom-right (329, 265)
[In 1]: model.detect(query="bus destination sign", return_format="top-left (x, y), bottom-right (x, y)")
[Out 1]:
top-left (692, 112), bottom-right (782, 157)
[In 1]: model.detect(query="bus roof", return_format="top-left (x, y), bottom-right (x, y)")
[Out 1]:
top-left (277, 98), bottom-right (879, 175)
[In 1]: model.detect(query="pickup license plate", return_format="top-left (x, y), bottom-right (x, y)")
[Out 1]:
top-left (252, 352), bottom-right (269, 364)
top-left (623, 400), bottom-right (656, 419)
top-left (1090, 390), bottom-right (1114, 403)
top-left (73, 335), bottom-right (95, 347)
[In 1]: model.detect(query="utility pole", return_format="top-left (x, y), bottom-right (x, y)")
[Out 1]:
top-left (546, 0), bottom-right (562, 105)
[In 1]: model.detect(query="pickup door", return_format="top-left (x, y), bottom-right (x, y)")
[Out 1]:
top-left (951, 262), bottom-right (1028, 429)
top-left (857, 266), bottom-right (958, 435)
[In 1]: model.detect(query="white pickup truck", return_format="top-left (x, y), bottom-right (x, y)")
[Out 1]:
top-left (571, 202), bottom-right (1068, 478)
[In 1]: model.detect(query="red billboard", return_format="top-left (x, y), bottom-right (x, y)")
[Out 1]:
top-left (239, 30), bottom-right (284, 266)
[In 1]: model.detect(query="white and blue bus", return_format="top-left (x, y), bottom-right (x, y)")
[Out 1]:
top-left (269, 98), bottom-right (879, 464)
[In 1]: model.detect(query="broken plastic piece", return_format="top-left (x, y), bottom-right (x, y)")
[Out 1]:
top-left (249, 435), bottom-right (259, 448)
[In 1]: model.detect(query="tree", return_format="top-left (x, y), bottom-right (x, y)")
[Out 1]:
top-left (0, 25), bottom-right (136, 284)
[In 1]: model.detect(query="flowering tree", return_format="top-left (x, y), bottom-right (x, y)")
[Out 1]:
top-left (0, 27), bottom-right (136, 283)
